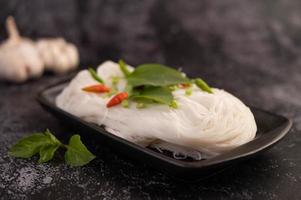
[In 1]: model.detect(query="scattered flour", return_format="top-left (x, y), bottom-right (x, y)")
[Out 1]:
top-left (43, 176), bottom-right (53, 184)
top-left (17, 167), bottom-right (38, 192)
top-left (0, 154), bottom-right (58, 198)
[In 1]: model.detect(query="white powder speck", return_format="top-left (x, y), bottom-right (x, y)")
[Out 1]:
top-left (17, 167), bottom-right (38, 192)
top-left (43, 176), bottom-right (53, 184)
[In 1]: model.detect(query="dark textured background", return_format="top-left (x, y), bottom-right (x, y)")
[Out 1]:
top-left (1, 0), bottom-right (301, 199)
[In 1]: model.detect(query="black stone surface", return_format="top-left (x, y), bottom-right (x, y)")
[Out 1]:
top-left (1, 0), bottom-right (301, 199)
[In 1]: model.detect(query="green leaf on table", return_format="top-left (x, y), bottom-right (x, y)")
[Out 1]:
top-left (8, 133), bottom-right (51, 158)
top-left (45, 129), bottom-right (62, 146)
top-left (127, 64), bottom-right (190, 87)
top-left (64, 135), bottom-right (96, 167)
top-left (38, 130), bottom-right (61, 163)
top-left (38, 144), bottom-right (60, 163)
top-left (132, 86), bottom-right (173, 105)
top-left (118, 59), bottom-right (131, 77)
top-left (88, 67), bottom-right (104, 84)
top-left (9, 130), bottom-right (96, 167)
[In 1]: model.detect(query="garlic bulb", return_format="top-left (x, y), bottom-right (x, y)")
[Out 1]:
top-left (0, 16), bottom-right (79, 83)
top-left (0, 17), bottom-right (44, 82)
top-left (36, 38), bottom-right (79, 74)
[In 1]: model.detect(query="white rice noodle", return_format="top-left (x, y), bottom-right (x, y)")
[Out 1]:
top-left (56, 61), bottom-right (257, 159)
top-left (150, 141), bottom-right (216, 160)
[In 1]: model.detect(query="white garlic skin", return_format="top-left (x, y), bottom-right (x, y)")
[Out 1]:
top-left (36, 38), bottom-right (79, 74)
top-left (0, 48), bottom-right (28, 82)
top-left (0, 16), bottom-right (80, 83)
top-left (0, 17), bottom-right (44, 83)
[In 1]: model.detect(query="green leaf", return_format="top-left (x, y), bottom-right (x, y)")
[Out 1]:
top-left (8, 134), bottom-right (51, 158)
top-left (64, 135), bottom-right (96, 167)
top-left (118, 59), bottom-right (131, 77)
top-left (111, 76), bottom-right (120, 87)
top-left (38, 130), bottom-right (61, 163)
top-left (121, 99), bottom-right (129, 108)
top-left (38, 144), bottom-right (60, 163)
top-left (136, 102), bottom-right (147, 109)
top-left (127, 64), bottom-right (190, 87)
top-left (185, 88), bottom-right (193, 96)
top-left (132, 86), bottom-right (173, 105)
top-left (9, 130), bottom-right (97, 167)
top-left (44, 129), bottom-right (62, 146)
top-left (194, 78), bottom-right (213, 93)
top-left (88, 67), bottom-right (104, 84)
top-left (125, 84), bottom-right (133, 96)
top-left (169, 100), bottom-right (178, 109)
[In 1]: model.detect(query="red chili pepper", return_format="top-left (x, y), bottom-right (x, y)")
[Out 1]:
top-left (178, 83), bottom-right (191, 89)
top-left (82, 84), bottom-right (110, 93)
top-left (107, 92), bottom-right (129, 108)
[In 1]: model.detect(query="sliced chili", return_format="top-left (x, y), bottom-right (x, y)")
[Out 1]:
top-left (107, 92), bottom-right (129, 108)
top-left (82, 84), bottom-right (110, 93)
top-left (178, 83), bottom-right (191, 89)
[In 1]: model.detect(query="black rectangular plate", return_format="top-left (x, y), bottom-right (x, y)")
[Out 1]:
top-left (37, 81), bottom-right (292, 180)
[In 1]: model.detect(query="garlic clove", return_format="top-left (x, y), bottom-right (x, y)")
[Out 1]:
top-left (0, 49), bottom-right (28, 82)
top-left (36, 40), bottom-right (53, 69)
top-left (53, 52), bottom-right (71, 74)
top-left (0, 16), bottom-right (44, 82)
top-left (65, 43), bottom-right (79, 69)
top-left (36, 38), bottom-right (79, 74)
top-left (17, 41), bottom-right (44, 78)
